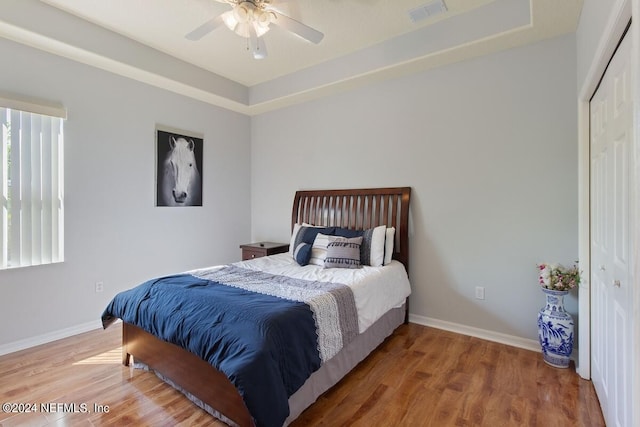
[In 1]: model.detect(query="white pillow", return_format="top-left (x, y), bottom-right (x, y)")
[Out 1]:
top-left (384, 227), bottom-right (396, 265)
top-left (367, 225), bottom-right (387, 267)
top-left (309, 233), bottom-right (331, 266)
top-left (289, 223), bottom-right (303, 256)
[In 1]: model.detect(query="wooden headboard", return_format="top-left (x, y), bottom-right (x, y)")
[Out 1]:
top-left (292, 187), bottom-right (411, 271)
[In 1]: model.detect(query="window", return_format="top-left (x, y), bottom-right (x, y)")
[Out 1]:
top-left (1, 97), bottom-right (65, 269)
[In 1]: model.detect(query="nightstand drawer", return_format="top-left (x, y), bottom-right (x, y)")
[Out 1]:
top-left (242, 248), bottom-right (266, 260)
top-left (240, 242), bottom-right (289, 261)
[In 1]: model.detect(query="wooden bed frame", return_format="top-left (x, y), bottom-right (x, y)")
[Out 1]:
top-left (121, 187), bottom-right (411, 427)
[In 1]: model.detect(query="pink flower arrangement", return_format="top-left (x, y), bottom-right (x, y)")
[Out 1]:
top-left (537, 262), bottom-right (581, 291)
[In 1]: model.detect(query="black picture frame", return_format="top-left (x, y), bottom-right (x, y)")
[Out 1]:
top-left (155, 128), bottom-right (203, 207)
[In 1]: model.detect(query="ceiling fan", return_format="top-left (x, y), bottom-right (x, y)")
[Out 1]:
top-left (185, 0), bottom-right (324, 60)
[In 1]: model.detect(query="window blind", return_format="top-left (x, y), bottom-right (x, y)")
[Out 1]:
top-left (1, 107), bottom-right (64, 269)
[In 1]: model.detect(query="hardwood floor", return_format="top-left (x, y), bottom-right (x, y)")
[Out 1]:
top-left (0, 323), bottom-right (604, 426)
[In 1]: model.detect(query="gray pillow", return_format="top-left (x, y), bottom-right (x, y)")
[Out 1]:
top-left (324, 236), bottom-right (362, 269)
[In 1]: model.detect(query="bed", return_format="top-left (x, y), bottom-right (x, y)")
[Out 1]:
top-left (102, 187), bottom-right (411, 427)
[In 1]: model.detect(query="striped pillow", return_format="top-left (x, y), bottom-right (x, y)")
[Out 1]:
top-left (309, 233), bottom-right (332, 266)
top-left (324, 236), bottom-right (363, 269)
top-left (293, 242), bottom-right (312, 266)
top-left (334, 225), bottom-right (386, 267)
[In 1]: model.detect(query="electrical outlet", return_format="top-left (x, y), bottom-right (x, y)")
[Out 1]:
top-left (475, 286), bottom-right (485, 300)
top-left (95, 281), bottom-right (104, 293)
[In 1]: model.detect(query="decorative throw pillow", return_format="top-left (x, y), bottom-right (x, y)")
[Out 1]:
top-left (324, 236), bottom-right (363, 269)
top-left (308, 233), bottom-right (332, 266)
top-left (333, 225), bottom-right (387, 267)
top-left (334, 225), bottom-right (386, 267)
top-left (332, 227), bottom-right (362, 239)
top-left (293, 242), bottom-right (312, 266)
top-left (289, 224), bottom-right (335, 257)
top-left (362, 225), bottom-right (386, 267)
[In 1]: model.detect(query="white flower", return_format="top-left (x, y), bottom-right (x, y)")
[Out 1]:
top-left (537, 261), bottom-right (581, 291)
top-left (540, 269), bottom-right (550, 286)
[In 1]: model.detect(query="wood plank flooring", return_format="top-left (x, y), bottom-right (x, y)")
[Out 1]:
top-left (0, 323), bottom-right (604, 426)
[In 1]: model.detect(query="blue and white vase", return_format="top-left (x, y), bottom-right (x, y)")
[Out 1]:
top-left (537, 288), bottom-right (574, 368)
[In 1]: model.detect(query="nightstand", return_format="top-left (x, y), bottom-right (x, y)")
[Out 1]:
top-left (240, 242), bottom-right (289, 261)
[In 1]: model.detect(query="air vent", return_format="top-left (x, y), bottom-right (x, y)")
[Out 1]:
top-left (408, 0), bottom-right (448, 23)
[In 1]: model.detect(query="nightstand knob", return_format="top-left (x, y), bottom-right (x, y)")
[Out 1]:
top-left (251, 254), bottom-right (256, 258)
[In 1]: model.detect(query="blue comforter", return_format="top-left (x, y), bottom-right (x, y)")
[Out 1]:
top-left (102, 271), bottom-right (325, 427)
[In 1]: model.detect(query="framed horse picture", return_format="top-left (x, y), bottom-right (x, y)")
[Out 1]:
top-left (155, 127), bottom-right (203, 207)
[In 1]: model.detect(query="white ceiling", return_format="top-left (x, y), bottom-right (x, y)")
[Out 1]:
top-left (39, 0), bottom-right (500, 86)
top-left (1, 0), bottom-right (583, 114)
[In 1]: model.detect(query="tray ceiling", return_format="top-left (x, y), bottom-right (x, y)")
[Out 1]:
top-left (0, 0), bottom-right (583, 114)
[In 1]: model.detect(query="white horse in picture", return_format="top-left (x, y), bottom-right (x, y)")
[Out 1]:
top-left (158, 136), bottom-right (202, 206)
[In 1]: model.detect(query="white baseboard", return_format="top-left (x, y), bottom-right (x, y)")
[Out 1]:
top-left (409, 314), bottom-right (541, 353)
top-left (0, 320), bottom-right (104, 356)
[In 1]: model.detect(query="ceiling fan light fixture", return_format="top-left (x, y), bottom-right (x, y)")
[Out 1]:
top-left (221, 10), bottom-right (238, 31)
top-left (185, 0), bottom-right (324, 60)
top-left (223, 2), bottom-right (272, 38)
top-left (235, 22), bottom-right (251, 37)
top-left (254, 23), bottom-right (269, 37)
top-left (234, 2), bottom-right (254, 23)
top-left (256, 11), bottom-right (275, 28)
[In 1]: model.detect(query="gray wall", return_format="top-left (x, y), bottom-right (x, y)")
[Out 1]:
top-left (0, 30), bottom-right (580, 350)
top-left (251, 34), bottom-right (578, 342)
top-left (0, 38), bottom-right (251, 347)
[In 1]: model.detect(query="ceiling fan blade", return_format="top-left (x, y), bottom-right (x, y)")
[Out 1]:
top-left (269, 11), bottom-right (324, 44)
top-left (254, 37), bottom-right (268, 59)
top-left (185, 14), bottom-right (225, 41)
top-left (248, 25), bottom-right (268, 59)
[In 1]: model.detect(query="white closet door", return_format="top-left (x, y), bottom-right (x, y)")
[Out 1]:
top-left (590, 28), bottom-right (633, 427)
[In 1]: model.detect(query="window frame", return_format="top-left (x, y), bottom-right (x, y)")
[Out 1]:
top-left (0, 94), bottom-right (66, 269)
